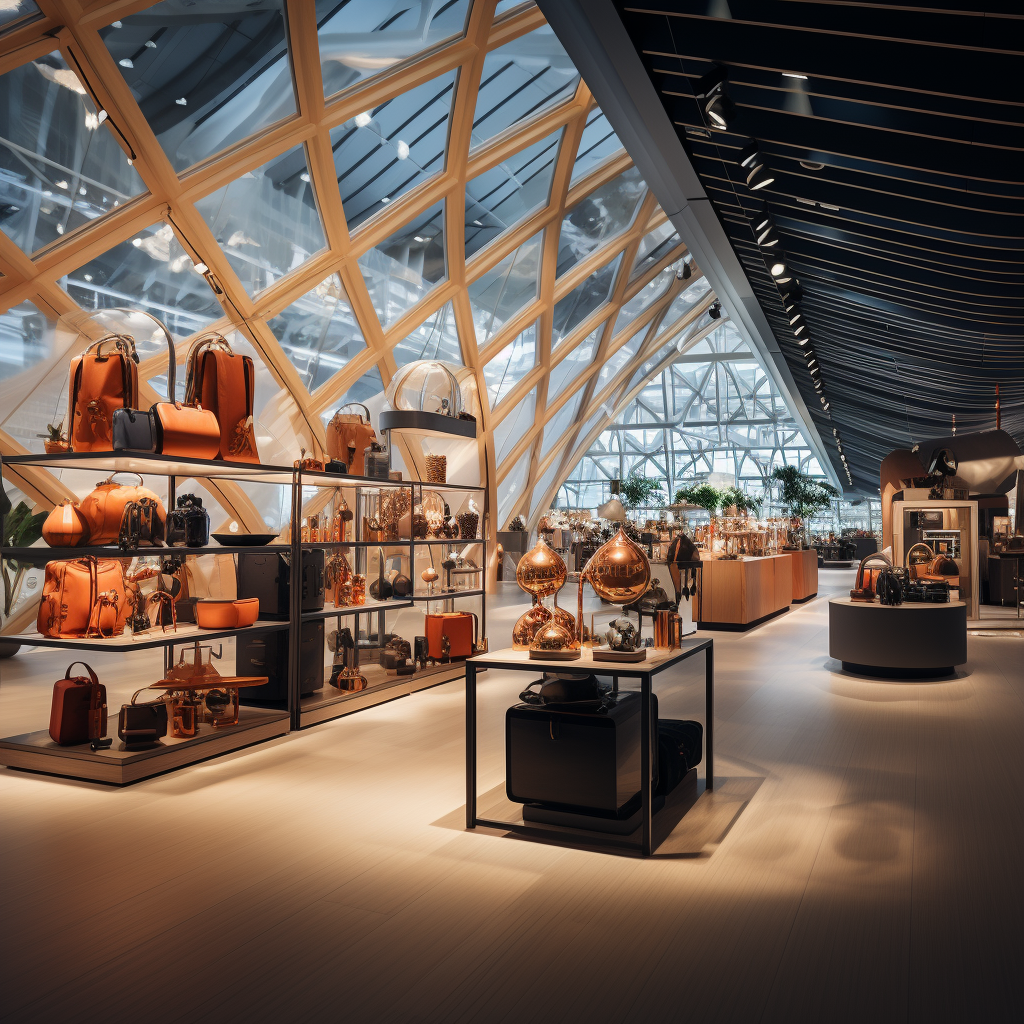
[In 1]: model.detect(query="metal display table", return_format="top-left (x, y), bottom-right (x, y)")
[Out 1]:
top-left (465, 642), bottom-right (714, 856)
top-left (828, 597), bottom-right (967, 677)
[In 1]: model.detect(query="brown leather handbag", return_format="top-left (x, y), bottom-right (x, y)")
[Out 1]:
top-left (152, 401), bottom-right (220, 460)
top-left (79, 472), bottom-right (166, 546)
top-left (851, 551), bottom-right (892, 600)
top-left (326, 403), bottom-right (375, 476)
top-left (49, 662), bottom-right (107, 746)
top-left (68, 333), bottom-right (139, 452)
top-left (37, 557), bottom-right (129, 638)
top-left (184, 333), bottom-right (260, 463)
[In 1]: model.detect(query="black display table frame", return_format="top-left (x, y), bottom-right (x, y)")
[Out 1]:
top-left (465, 641), bottom-right (714, 856)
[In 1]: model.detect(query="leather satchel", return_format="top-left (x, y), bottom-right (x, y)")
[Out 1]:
top-left (49, 662), bottom-right (107, 746)
top-left (113, 320), bottom-right (222, 460)
top-left (68, 333), bottom-right (139, 452)
top-left (326, 403), bottom-right (375, 476)
top-left (79, 472), bottom-right (166, 546)
top-left (852, 551), bottom-right (892, 599)
top-left (37, 557), bottom-right (129, 638)
top-left (184, 333), bottom-right (260, 463)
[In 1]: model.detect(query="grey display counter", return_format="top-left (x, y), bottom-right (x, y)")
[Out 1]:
top-left (828, 597), bottom-right (967, 678)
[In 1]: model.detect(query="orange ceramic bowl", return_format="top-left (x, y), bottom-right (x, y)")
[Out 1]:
top-left (233, 598), bottom-right (259, 627)
top-left (196, 600), bottom-right (238, 630)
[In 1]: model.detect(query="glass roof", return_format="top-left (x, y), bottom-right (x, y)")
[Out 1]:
top-left (0, 0), bottom-right (806, 534)
top-left (317, 0), bottom-right (470, 101)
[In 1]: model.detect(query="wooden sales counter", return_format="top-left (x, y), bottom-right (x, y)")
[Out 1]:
top-left (698, 552), bottom-right (811, 630)
top-left (789, 548), bottom-right (819, 603)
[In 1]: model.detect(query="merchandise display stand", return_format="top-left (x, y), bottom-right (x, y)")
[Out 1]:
top-left (465, 642), bottom-right (714, 856)
top-left (828, 597), bottom-right (967, 677)
top-left (0, 451), bottom-right (487, 781)
top-left (291, 467), bottom-right (486, 728)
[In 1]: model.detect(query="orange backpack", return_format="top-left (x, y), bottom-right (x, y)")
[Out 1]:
top-left (184, 334), bottom-right (260, 463)
top-left (68, 334), bottom-right (139, 452)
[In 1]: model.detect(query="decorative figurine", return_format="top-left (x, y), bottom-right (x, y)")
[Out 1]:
top-left (513, 538), bottom-right (567, 650)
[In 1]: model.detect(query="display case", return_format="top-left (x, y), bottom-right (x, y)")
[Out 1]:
top-left (0, 451), bottom-right (487, 780)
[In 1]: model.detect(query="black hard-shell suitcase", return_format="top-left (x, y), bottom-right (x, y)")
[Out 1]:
top-left (238, 620), bottom-right (324, 702)
top-left (237, 550), bottom-right (325, 619)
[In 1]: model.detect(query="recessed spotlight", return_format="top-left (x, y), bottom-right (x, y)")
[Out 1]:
top-left (354, 111), bottom-right (372, 127)
top-left (145, 40), bottom-right (156, 48)
top-left (799, 160), bottom-right (825, 171)
top-left (820, 202), bottom-right (840, 211)
top-left (396, 140), bottom-right (410, 160)
top-left (794, 323), bottom-right (807, 336)
top-left (783, 72), bottom-right (808, 80)
top-left (300, 172), bottom-right (310, 183)
top-left (381, 196), bottom-right (390, 203)
top-left (111, 20), bottom-right (122, 28)
top-left (414, 236), bottom-right (426, 243)
top-left (797, 335), bottom-right (810, 347)
top-left (788, 311), bottom-right (803, 325)
top-left (176, 97), bottom-right (187, 106)
top-left (119, 58), bottom-right (133, 69)
top-left (796, 197), bottom-right (816, 206)
top-left (770, 261), bottom-right (786, 277)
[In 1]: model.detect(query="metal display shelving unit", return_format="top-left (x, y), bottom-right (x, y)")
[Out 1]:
top-left (0, 451), bottom-right (487, 781)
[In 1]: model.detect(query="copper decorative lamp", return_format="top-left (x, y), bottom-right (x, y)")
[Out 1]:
top-left (512, 538), bottom-right (567, 650)
top-left (575, 527), bottom-right (652, 648)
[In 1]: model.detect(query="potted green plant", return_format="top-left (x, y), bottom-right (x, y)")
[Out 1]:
top-left (1, 488), bottom-right (47, 657)
top-left (618, 475), bottom-right (664, 512)
top-left (674, 483), bottom-right (725, 515)
top-left (720, 486), bottom-right (763, 517)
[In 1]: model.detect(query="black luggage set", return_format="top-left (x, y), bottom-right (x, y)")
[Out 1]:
top-left (506, 678), bottom-right (703, 835)
top-left (235, 551), bottom-right (326, 703)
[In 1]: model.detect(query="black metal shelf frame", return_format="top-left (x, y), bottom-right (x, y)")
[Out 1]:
top-left (0, 450), bottom-right (488, 768)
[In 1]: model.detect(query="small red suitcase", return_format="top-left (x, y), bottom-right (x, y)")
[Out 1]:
top-left (48, 662), bottom-right (107, 746)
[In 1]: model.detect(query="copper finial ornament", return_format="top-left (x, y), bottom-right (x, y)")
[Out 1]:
top-left (575, 527), bottom-right (651, 647)
top-left (513, 538), bottom-right (567, 649)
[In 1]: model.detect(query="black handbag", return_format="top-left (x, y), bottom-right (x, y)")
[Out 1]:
top-left (112, 407), bottom-right (156, 452)
top-left (118, 497), bottom-right (165, 552)
top-left (167, 493), bottom-right (210, 547)
top-left (118, 689), bottom-right (168, 749)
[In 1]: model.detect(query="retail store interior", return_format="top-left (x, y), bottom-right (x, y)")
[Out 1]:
top-left (0, 1), bottom-right (1020, 1022)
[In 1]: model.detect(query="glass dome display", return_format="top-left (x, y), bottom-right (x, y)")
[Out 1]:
top-left (385, 360), bottom-right (464, 418)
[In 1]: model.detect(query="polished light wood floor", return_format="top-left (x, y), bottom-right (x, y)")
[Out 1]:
top-left (1, 570), bottom-right (1021, 1023)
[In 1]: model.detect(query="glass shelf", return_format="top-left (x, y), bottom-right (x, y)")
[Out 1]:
top-left (5, 619), bottom-right (290, 652)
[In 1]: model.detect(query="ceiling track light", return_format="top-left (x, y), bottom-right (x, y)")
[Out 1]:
top-left (746, 164), bottom-right (775, 191)
top-left (738, 141), bottom-right (760, 169)
top-left (793, 323), bottom-right (807, 336)
top-left (693, 65), bottom-right (734, 131)
top-left (797, 335), bottom-right (811, 347)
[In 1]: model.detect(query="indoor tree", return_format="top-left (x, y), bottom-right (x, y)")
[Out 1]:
top-left (770, 465), bottom-right (839, 519)
top-left (1, 488), bottom-right (46, 619)
top-left (618, 475), bottom-right (664, 510)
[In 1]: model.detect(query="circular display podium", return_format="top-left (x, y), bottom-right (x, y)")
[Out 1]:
top-left (828, 597), bottom-right (967, 678)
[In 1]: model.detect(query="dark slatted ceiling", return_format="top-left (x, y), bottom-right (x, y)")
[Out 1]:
top-left (614, 0), bottom-right (1024, 493)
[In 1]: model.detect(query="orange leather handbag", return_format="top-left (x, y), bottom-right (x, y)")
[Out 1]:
top-left (326, 404), bottom-right (375, 476)
top-left (42, 500), bottom-right (90, 547)
top-left (79, 472), bottom-right (166, 546)
top-left (68, 333), bottom-right (139, 452)
top-left (425, 611), bottom-right (478, 661)
top-left (184, 333), bottom-right (260, 463)
top-left (37, 557), bottom-right (129, 638)
top-left (152, 402), bottom-right (220, 460)
top-left (852, 551), bottom-right (892, 600)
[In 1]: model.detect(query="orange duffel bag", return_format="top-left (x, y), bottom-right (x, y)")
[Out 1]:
top-left (184, 333), bottom-right (260, 463)
top-left (37, 557), bottom-right (130, 638)
top-left (79, 472), bottom-right (166, 546)
top-left (325, 403), bottom-right (375, 476)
